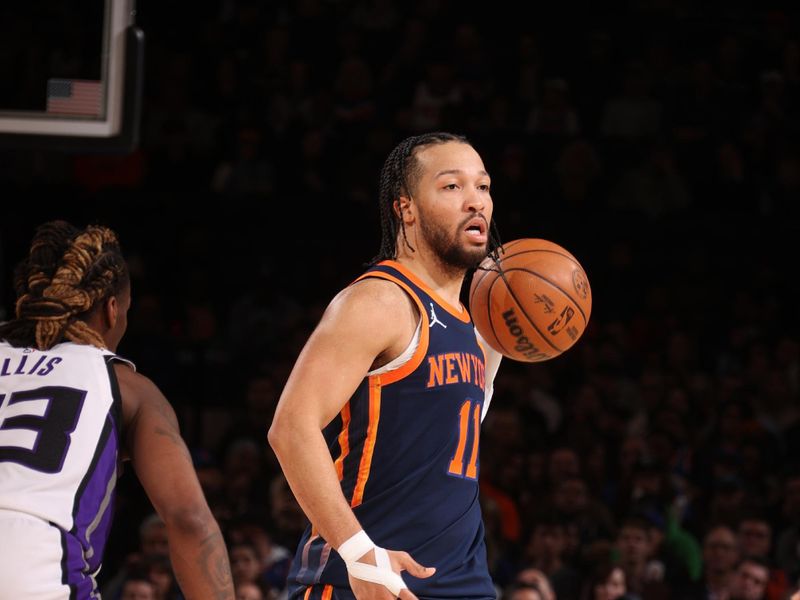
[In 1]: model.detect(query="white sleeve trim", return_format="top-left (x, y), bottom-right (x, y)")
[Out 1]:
top-left (474, 327), bottom-right (502, 422)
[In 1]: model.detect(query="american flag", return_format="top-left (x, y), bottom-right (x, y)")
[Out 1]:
top-left (46, 79), bottom-right (104, 117)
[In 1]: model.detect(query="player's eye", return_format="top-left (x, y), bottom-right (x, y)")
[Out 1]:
top-left (478, 184), bottom-right (491, 192)
top-left (443, 183), bottom-right (459, 190)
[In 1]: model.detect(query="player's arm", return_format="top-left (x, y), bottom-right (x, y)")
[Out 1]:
top-left (116, 363), bottom-right (234, 600)
top-left (268, 279), bottom-right (434, 598)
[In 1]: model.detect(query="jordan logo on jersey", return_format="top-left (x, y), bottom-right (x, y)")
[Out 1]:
top-left (429, 303), bottom-right (447, 329)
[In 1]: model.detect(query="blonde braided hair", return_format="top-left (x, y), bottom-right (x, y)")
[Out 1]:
top-left (2, 221), bottom-right (129, 350)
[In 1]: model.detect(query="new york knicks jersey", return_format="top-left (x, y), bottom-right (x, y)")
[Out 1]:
top-left (0, 341), bottom-right (131, 599)
top-left (288, 261), bottom-right (495, 600)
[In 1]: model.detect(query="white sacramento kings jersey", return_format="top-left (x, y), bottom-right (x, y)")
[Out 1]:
top-left (0, 341), bottom-right (133, 599)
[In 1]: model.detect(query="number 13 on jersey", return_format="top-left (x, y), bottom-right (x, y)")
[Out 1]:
top-left (448, 399), bottom-right (480, 480)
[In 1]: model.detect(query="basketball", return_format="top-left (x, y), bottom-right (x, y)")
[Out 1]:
top-left (469, 238), bottom-right (592, 362)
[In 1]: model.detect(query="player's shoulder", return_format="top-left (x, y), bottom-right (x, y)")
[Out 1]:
top-left (112, 361), bottom-right (164, 402)
top-left (329, 275), bottom-right (412, 315)
top-left (318, 276), bottom-right (417, 337)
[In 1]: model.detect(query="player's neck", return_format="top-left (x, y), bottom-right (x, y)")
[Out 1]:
top-left (82, 313), bottom-right (114, 351)
top-left (393, 251), bottom-right (465, 311)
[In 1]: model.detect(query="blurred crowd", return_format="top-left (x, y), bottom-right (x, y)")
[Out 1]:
top-left (1, 1), bottom-right (800, 599)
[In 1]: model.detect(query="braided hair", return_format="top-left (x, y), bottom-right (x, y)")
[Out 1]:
top-left (371, 131), bottom-right (502, 264)
top-left (0, 221), bottom-right (129, 350)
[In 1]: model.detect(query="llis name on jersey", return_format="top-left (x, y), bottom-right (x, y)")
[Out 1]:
top-left (1, 350), bottom-right (64, 378)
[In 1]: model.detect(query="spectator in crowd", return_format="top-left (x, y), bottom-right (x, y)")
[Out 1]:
top-left (736, 512), bottom-right (791, 600)
top-left (520, 512), bottom-right (583, 600)
top-left (143, 554), bottom-right (181, 600)
top-left (615, 515), bottom-right (672, 599)
top-left (102, 514), bottom-right (170, 600)
top-left (729, 556), bottom-right (772, 600)
top-left (512, 568), bottom-right (557, 600)
top-left (600, 60), bottom-right (662, 141)
top-left (235, 581), bottom-right (266, 600)
top-left (581, 561), bottom-right (640, 600)
top-left (119, 571), bottom-right (157, 600)
top-left (776, 472), bottom-right (800, 585)
top-left (226, 516), bottom-right (291, 596)
top-left (550, 475), bottom-right (616, 566)
top-left (230, 541), bottom-right (264, 590)
top-left (684, 524), bottom-right (739, 599)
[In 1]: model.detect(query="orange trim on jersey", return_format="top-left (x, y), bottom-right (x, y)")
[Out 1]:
top-left (322, 585), bottom-right (334, 600)
top-left (379, 260), bottom-right (472, 323)
top-left (334, 403), bottom-right (351, 480)
top-left (359, 270), bottom-right (430, 386)
top-left (350, 377), bottom-right (381, 508)
top-left (303, 587), bottom-right (312, 600)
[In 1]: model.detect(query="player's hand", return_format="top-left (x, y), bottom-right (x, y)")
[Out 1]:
top-left (347, 548), bottom-right (435, 599)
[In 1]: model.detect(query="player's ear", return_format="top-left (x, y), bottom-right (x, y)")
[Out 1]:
top-left (395, 196), bottom-right (414, 223)
top-left (104, 295), bottom-right (119, 329)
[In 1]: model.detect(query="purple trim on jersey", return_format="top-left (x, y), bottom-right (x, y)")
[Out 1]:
top-left (59, 359), bottom-right (123, 599)
top-left (70, 417), bottom-right (118, 574)
top-left (61, 525), bottom-right (92, 598)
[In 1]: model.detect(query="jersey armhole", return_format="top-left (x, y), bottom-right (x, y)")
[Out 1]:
top-left (352, 271), bottom-right (430, 385)
top-left (105, 353), bottom-right (136, 372)
top-left (368, 318), bottom-right (422, 376)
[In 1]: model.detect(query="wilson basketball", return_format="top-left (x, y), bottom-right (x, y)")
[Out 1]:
top-left (469, 238), bottom-right (592, 362)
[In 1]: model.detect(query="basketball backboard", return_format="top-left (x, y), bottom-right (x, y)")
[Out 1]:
top-left (0, 0), bottom-right (143, 152)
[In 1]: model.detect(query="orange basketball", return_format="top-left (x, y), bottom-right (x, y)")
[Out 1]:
top-left (469, 238), bottom-right (592, 362)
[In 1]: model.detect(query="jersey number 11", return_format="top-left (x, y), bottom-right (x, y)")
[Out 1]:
top-left (448, 399), bottom-right (480, 480)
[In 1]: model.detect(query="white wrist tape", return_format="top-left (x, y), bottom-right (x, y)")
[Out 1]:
top-left (338, 530), bottom-right (407, 596)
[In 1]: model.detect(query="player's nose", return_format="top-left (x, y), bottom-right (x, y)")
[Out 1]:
top-left (463, 187), bottom-right (485, 212)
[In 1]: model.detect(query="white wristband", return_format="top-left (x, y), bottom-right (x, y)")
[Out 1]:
top-left (338, 530), bottom-right (375, 563)
top-left (337, 530), bottom-right (408, 596)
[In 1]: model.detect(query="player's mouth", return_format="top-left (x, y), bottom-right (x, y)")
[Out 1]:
top-left (463, 216), bottom-right (488, 244)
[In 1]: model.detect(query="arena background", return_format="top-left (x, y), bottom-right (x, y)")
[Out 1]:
top-left (1, 1), bottom-right (799, 598)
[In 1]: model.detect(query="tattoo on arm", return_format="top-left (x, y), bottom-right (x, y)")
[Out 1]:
top-left (152, 396), bottom-right (192, 460)
top-left (153, 394), bottom-right (180, 430)
top-left (197, 530), bottom-right (234, 600)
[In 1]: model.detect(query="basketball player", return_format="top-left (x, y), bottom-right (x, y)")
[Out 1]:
top-left (0, 222), bottom-right (233, 599)
top-left (269, 132), bottom-right (504, 599)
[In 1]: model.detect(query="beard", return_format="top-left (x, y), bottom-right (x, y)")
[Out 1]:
top-left (418, 212), bottom-right (488, 272)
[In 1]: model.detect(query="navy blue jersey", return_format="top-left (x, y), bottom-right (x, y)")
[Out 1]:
top-left (288, 261), bottom-right (495, 600)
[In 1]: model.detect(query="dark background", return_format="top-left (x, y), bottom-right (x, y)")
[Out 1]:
top-left (1, 1), bottom-right (799, 598)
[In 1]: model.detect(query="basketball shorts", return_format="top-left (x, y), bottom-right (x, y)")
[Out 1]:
top-left (0, 508), bottom-right (96, 600)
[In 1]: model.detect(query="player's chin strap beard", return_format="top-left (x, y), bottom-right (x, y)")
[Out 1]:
top-left (339, 530), bottom-right (408, 597)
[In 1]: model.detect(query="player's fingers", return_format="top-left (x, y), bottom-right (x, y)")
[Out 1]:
top-left (395, 551), bottom-right (436, 579)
